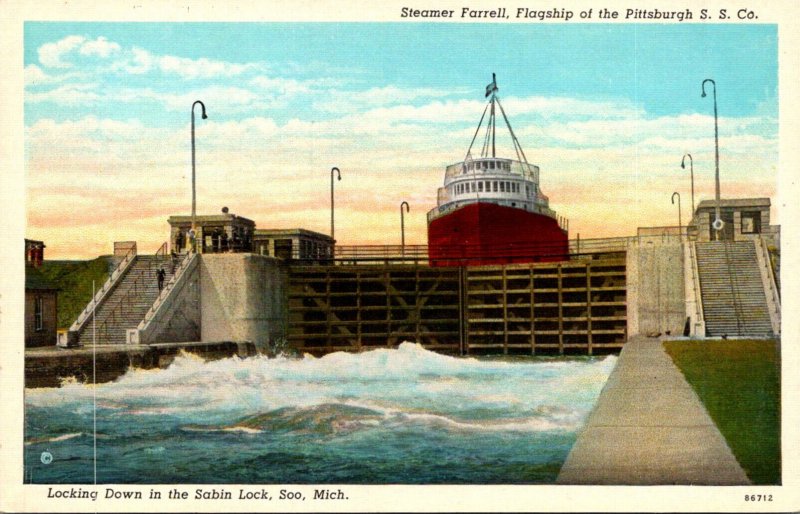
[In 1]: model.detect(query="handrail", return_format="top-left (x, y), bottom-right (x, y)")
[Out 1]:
top-left (754, 236), bottom-right (781, 335)
top-left (721, 241), bottom-right (744, 335)
top-left (69, 242), bottom-right (137, 332)
top-left (688, 241), bottom-right (704, 329)
top-left (93, 249), bottom-right (173, 343)
top-left (758, 236), bottom-right (780, 301)
top-left (139, 251), bottom-right (196, 331)
top-left (96, 263), bottom-right (151, 342)
top-left (155, 241), bottom-right (168, 258)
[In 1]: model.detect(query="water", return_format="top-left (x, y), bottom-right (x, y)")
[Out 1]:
top-left (24, 343), bottom-right (615, 484)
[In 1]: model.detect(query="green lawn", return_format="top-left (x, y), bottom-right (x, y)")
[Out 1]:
top-left (38, 258), bottom-right (111, 329)
top-left (663, 339), bottom-right (781, 484)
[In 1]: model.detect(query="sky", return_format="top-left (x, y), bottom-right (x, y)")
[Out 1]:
top-left (23, 22), bottom-right (778, 259)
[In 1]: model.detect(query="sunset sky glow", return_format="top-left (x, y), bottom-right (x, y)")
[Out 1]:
top-left (24, 22), bottom-right (778, 259)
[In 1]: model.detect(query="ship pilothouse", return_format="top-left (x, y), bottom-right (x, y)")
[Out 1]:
top-left (427, 75), bottom-right (569, 266)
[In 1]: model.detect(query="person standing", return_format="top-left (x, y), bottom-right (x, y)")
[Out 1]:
top-left (156, 267), bottom-right (166, 291)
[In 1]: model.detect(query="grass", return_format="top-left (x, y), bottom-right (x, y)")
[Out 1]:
top-left (38, 258), bottom-right (112, 329)
top-left (663, 339), bottom-right (781, 484)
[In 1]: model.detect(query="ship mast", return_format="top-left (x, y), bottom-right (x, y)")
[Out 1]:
top-left (489, 73), bottom-right (497, 157)
top-left (464, 74), bottom-right (533, 169)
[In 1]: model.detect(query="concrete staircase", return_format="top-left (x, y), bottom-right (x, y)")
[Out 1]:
top-left (695, 241), bottom-right (773, 337)
top-left (75, 255), bottom-right (177, 344)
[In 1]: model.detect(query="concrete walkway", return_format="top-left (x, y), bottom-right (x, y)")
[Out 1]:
top-left (557, 337), bottom-right (750, 485)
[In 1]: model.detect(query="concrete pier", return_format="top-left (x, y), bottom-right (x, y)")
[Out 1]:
top-left (557, 336), bottom-right (750, 485)
top-left (24, 341), bottom-right (257, 388)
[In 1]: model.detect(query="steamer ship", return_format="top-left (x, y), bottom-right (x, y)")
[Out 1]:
top-left (427, 75), bottom-right (569, 266)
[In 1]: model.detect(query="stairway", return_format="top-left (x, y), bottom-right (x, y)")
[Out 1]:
top-left (75, 255), bottom-right (177, 344)
top-left (695, 241), bottom-right (773, 337)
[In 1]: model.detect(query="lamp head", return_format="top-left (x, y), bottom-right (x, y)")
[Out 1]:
top-left (202, 113), bottom-right (208, 120)
top-left (680, 161), bottom-right (685, 169)
top-left (701, 92), bottom-right (706, 98)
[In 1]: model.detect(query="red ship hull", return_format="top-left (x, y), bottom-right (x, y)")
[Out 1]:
top-left (428, 202), bottom-right (568, 266)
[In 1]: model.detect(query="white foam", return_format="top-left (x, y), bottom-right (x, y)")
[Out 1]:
top-left (24, 432), bottom-right (82, 446)
top-left (26, 343), bottom-right (616, 434)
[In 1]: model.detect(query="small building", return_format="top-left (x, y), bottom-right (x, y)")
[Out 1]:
top-left (168, 209), bottom-right (255, 254)
top-left (25, 263), bottom-right (59, 348)
top-left (25, 239), bottom-right (45, 267)
top-left (253, 229), bottom-right (334, 261)
top-left (690, 198), bottom-right (779, 247)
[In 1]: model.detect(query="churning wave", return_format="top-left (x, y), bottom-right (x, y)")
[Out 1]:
top-left (26, 342), bottom-right (615, 436)
top-left (25, 343), bottom-right (617, 484)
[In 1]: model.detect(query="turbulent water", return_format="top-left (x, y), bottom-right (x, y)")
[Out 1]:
top-left (24, 343), bottom-right (615, 484)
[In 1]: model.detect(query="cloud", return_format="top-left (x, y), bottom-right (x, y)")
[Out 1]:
top-left (156, 54), bottom-right (262, 79)
top-left (25, 83), bottom-right (101, 105)
top-left (24, 64), bottom-right (63, 87)
top-left (38, 35), bottom-right (86, 68)
top-left (124, 47), bottom-right (154, 74)
top-left (38, 35), bottom-right (123, 68)
top-left (312, 85), bottom-right (457, 113)
top-left (37, 35), bottom-right (262, 81)
top-left (502, 95), bottom-right (644, 121)
top-left (158, 86), bottom-right (272, 113)
top-left (79, 36), bottom-right (121, 58)
top-left (116, 46), bottom-right (262, 79)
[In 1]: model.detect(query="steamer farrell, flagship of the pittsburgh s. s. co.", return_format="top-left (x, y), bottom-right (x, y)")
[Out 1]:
top-left (427, 75), bottom-right (569, 266)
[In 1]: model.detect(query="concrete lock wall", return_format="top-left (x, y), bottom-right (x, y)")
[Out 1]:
top-left (199, 254), bottom-right (287, 349)
top-left (627, 238), bottom-right (686, 337)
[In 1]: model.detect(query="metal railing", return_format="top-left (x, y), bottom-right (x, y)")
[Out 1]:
top-left (138, 251), bottom-right (197, 334)
top-left (69, 242), bottom-right (137, 333)
top-left (95, 266), bottom-right (150, 343)
top-left (636, 225), bottom-right (689, 242)
top-left (286, 232), bottom-right (705, 267)
top-left (98, 243), bottom-right (171, 340)
top-left (155, 241), bottom-right (168, 258)
top-left (444, 159), bottom-right (539, 183)
top-left (90, 244), bottom-right (171, 343)
top-left (688, 241), bottom-right (705, 332)
top-left (284, 237), bottom-right (628, 266)
top-left (754, 236), bottom-right (781, 336)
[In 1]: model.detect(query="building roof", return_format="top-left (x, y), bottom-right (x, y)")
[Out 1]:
top-left (168, 213), bottom-right (255, 226)
top-left (253, 228), bottom-right (333, 242)
top-left (695, 197), bottom-right (771, 210)
top-left (25, 265), bottom-right (59, 291)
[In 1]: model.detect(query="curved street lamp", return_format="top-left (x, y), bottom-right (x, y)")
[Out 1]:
top-left (671, 191), bottom-right (682, 235)
top-left (330, 167), bottom-right (341, 258)
top-left (680, 153), bottom-right (695, 214)
top-left (701, 79), bottom-right (724, 236)
top-left (191, 100), bottom-right (208, 248)
top-left (400, 201), bottom-right (410, 255)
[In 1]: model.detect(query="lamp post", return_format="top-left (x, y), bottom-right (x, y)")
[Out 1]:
top-left (681, 153), bottom-right (695, 214)
top-left (191, 100), bottom-right (208, 249)
top-left (400, 201), bottom-right (410, 256)
top-left (671, 192), bottom-right (682, 237)
top-left (701, 79), bottom-right (723, 238)
top-left (330, 167), bottom-right (341, 258)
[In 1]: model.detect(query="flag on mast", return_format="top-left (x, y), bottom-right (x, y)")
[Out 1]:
top-left (485, 73), bottom-right (498, 98)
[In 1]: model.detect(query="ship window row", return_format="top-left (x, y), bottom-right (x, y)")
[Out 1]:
top-left (462, 160), bottom-right (512, 173)
top-left (452, 181), bottom-right (521, 195)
